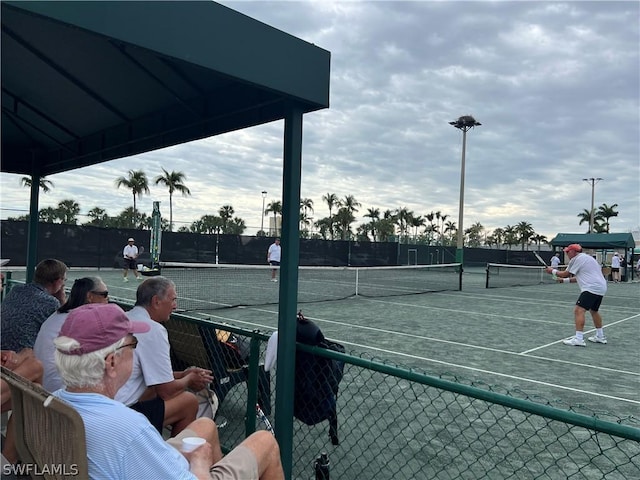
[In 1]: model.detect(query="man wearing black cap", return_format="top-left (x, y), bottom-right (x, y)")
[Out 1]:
top-left (545, 244), bottom-right (608, 347)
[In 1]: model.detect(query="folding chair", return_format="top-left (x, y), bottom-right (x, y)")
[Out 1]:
top-left (0, 367), bottom-right (88, 480)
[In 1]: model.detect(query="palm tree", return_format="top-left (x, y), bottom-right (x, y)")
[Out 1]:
top-left (264, 200), bottom-right (282, 236)
top-left (577, 207), bottom-right (606, 233)
top-left (409, 215), bottom-right (425, 242)
top-left (492, 227), bottom-right (505, 247)
top-left (596, 203), bottom-right (619, 233)
top-left (38, 207), bottom-right (58, 223)
top-left (439, 214), bottom-right (449, 245)
top-left (515, 221), bottom-right (535, 251)
top-left (21, 175), bottom-right (54, 193)
top-left (333, 207), bottom-right (355, 240)
top-left (322, 193), bottom-right (339, 218)
top-left (300, 198), bottom-right (314, 232)
top-left (531, 234), bottom-right (548, 249)
top-left (115, 170), bottom-right (150, 224)
top-left (444, 220), bottom-right (457, 245)
top-left (85, 207), bottom-right (110, 227)
top-left (154, 168), bottom-right (191, 231)
top-left (219, 205), bottom-right (235, 231)
top-left (377, 217), bottom-right (396, 242)
top-left (314, 217), bottom-right (332, 240)
top-left (503, 225), bottom-right (518, 250)
top-left (342, 195), bottom-right (361, 214)
top-left (56, 199), bottom-right (80, 224)
top-left (465, 221), bottom-right (484, 247)
top-left (363, 207), bottom-right (380, 241)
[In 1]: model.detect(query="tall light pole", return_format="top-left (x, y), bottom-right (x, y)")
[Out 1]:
top-left (582, 178), bottom-right (603, 233)
top-left (449, 115), bottom-right (481, 265)
top-left (260, 191), bottom-right (267, 235)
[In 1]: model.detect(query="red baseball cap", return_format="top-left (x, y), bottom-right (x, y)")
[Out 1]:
top-left (563, 244), bottom-right (582, 253)
top-left (58, 304), bottom-right (149, 355)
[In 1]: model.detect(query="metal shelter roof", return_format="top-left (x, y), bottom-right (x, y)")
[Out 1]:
top-left (1, 5), bottom-right (330, 473)
top-left (1, 0), bottom-right (330, 176)
top-left (550, 233), bottom-right (636, 250)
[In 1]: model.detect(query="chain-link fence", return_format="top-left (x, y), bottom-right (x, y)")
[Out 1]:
top-left (157, 309), bottom-right (639, 480)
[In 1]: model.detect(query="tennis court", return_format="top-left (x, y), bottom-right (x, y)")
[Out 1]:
top-left (197, 271), bottom-right (639, 419)
top-left (42, 264), bottom-right (639, 419)
top-left (5, 264), bottom-right (639, 478)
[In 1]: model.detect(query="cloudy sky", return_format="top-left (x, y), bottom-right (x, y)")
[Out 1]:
top-left (1, 0), bottom-right (638, 241)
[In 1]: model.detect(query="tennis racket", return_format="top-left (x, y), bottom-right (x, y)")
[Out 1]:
top-left (533, 251), bottom-right (547, 266)
top-left (256, 404), bottom-right (275, 436)
top-left (534, 252), bottom-right (558, 280)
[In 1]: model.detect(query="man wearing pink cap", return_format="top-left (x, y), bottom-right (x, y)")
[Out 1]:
top-left (53, 303), bottom-right (284, 480)
top-left (545, 244), bottom-right (608, 347)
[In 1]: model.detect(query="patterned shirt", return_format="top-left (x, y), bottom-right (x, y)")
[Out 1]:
top-left (54, 390), bottom-right (196, 480)
top-left (1, 283), bottom-right (60, 351)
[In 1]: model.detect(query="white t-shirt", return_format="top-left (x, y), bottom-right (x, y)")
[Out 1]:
top-left (567, 253), bottom-right (607, 296)
top-left (268, 243), bottom-right (281, 262)
top-left (115, 306), bottom-right (174, 406)
top-left (611, 255), bottom-right (620, 268)
top-left (123, 244), bottom-right (138, 259)
top-left (550, 255), bottom-right (561, 267)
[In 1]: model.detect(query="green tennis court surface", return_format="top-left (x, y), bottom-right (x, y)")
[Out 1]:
top-left (37, 265), bottom-right (638, 420)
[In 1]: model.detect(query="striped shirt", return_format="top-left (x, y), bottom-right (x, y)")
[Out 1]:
top-left (54, 390), bottom-right (196, 480)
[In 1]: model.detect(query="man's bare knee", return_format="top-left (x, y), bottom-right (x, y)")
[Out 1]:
top-left (240, 431), bottom-right (282, 477)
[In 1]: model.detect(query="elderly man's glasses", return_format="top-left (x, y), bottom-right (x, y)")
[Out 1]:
top-left (114, 336), bottom-right (138, 353)
top-left (91, 290), bottom-right (109, 298)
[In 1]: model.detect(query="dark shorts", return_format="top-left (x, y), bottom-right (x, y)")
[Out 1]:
top-left (123, 258), bottom-right (137, 270)
top-left (611, 268), bottom-right (619, 272)
top-left (269, 261), bottom-right (280, 266)
top-left (130, 396), bottom-right (165, 433)
top-left (576, 291), bottom-right (604, 312)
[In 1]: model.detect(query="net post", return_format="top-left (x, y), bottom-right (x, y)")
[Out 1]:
top-left (355, 268), bottom-right (359, 297)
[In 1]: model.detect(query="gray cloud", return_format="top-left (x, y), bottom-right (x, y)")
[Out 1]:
top-left (1, 1), bottom-right (638, 240)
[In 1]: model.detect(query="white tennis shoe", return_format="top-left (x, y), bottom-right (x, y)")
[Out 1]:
top-left (587, 335), bottom-right (607, 344)
top-left (562, 336), bottom-right (586, 347)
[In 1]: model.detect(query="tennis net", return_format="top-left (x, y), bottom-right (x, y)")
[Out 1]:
top-left (159, 262), bottom-right (462, 312)
top-left (485, 263), bottom-right (558, 288)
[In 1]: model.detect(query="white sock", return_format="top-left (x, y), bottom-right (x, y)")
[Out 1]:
top-left (596, 328), bottom-right (604, 338)
top-left (575, 331), bottom-right (584, 341)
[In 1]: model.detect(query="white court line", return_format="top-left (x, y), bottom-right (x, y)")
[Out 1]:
top-left (425, 290), bottom-right (640, 313)
top-left (236, 306), bottom-right (639, 378)
top-left (362, 297), bottom-right (565, 325)
top-left (521, 313), bottom-right (640, 354)
top-left (337, 339), bottom-right (640, 406)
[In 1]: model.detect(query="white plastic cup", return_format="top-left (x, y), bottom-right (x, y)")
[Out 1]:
top-left (137, 264), bottom-right (144, 271)
top-left (181, 437), bottom-right (206, 452)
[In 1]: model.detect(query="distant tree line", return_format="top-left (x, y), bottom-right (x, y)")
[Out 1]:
top-left (11, 174), bottom-right (621, 250)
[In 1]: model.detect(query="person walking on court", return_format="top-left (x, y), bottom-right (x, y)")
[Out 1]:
top-left (610, 252), bottom-right (621, 282)
top-left (550, 253), bottom-right (561, 268)
top-left (123, 237), bottom-right (141, 282)
top-left (545, 244), bottom-right (608, 347)
top-left (267, 238), bottom-right (281, 282)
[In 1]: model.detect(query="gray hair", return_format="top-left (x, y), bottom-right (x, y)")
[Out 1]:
top-left (135, 276), bottom-right (175, 307)
top-left (54, 336), bottom-right (127, 389)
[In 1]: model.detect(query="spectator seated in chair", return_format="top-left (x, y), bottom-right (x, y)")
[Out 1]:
top-left (53, 303), bottom-right (284, 480)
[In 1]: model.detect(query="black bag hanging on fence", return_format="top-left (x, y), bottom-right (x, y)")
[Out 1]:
top-left (294, 311), bottom-right (345, 445)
